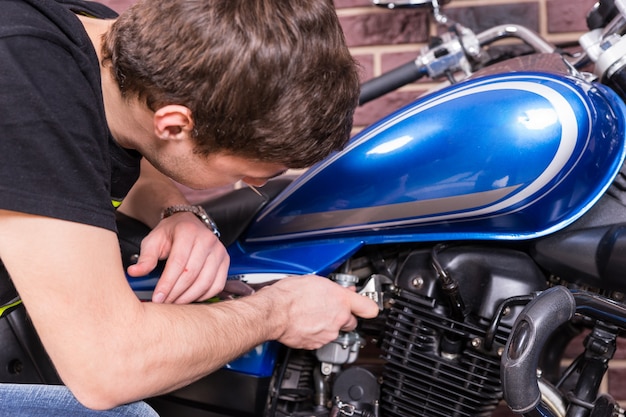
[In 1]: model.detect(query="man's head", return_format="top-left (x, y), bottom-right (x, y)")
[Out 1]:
top-left (101, 0), bottom-right (360, 169)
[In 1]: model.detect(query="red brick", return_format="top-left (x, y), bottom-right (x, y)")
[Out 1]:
top-left (353, 54), bottom-right (375, 82)
top-left (614, 337), bottom-right (626, 360)
top-left (381, 49), bottom-right (423, 74)
top-left (340, 9), bottom-right (429, 47)
top-left (563, 331), bottom-right (588, 359)
top-left (546, 0), bottom-right (598, 33)
top-left (334, 0), bottom-right (372, 8)
top-left (608, 367), bottom-right (626, 401)
top-left (444, 3), bottom-right (540, 34)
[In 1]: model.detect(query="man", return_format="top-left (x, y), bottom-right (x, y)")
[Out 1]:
top-left (0, 0), bottom-right (379, 414)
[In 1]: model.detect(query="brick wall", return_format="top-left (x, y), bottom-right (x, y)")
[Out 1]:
top-left (96, 0), bottom-right (626, 413)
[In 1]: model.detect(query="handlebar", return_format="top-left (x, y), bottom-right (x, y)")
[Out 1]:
top-left (475, 24), bottom-right (555, 54)
top-left (359, 61), bottom-right (426, 105)
top-left (358, 24), bottom-right (556, 105)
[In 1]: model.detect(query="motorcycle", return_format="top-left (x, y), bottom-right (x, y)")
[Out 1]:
top-left (5, 0), bottom-right (626, 416)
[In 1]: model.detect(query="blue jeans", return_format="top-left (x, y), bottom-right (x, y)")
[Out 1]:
top-left (0, 384), bottom-right (159, 416)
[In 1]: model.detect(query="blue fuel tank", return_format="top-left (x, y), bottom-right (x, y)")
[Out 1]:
top-left (225, 70), bottom-right (626, 277)
top-left (245, 71), bottom-right (626, 244)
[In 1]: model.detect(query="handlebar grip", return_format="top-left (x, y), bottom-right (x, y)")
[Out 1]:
top-left (501, 286), bottom-right (576, 414)
top-left (359, 61), bottom-right (425, 105)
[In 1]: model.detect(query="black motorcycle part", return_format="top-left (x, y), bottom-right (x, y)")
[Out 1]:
top-left (0, 303), bottom-right (61, 384)
top-left (0, 261), bottom-right (17, 308)
top-left (532, 223), bottom-right (626, 291)
top-left (265, 349), bottom-right (325, 417)
top-left (567, 322), bottom-right (618, 417)
top-left (0, 262), bottom-right (61, 385)
top-left (147, 369), bottom-right (271, 417)
top-left (536, 321), bottom-right (582, 383)
top-left (359, 61), bottom-right (426, 105)
top-left (604, 65), bottom-right (626, 109)
top-left (590, 395), bottom-right (621, 417)
top-left (397, 246), bottom-right (547, 325)
top-left (501, 286), bottom-right (576, 415)
top-left (199, 178), bottom-right (293, 247)
top-left (379, 246), bottom-right (547, 417)
top-left (586, 0), bottom-right (617, 30)
top-left (332, 367), bottom-right (380, 412)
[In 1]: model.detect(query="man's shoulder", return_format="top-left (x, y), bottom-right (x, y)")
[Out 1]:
top-left (4, 0), bottom-right (118, 17)
top-left (55, 0), bottom-right (118, 19)
top-left (0, 0), bottom-right (117, 37)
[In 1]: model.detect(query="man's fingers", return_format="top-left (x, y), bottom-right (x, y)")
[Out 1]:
top-left (154, 238), bottom-right (229, 304)
top-left (349, 291), bottom-right (380, 319)
top-left (153, 254), bottom-right (194, 303)
top-left (126, 255), bottom-right (159, 277)
top-left (125, 232), bottom-right (168, 278)
top-left (340, 315), bottom-right (358, 332)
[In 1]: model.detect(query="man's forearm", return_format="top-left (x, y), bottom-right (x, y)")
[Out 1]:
top-left (65, 292), bottom-right (280, 410)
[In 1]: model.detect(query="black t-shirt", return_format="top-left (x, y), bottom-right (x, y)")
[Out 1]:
top-left (0, 0), bottom-right (141, 233)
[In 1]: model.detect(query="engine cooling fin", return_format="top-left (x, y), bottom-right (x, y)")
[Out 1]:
top-left (380, 289), bottom-right (510, 417)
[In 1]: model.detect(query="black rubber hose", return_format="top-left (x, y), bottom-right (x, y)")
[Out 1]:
top-left (501, 286), bottom-right (576, 415)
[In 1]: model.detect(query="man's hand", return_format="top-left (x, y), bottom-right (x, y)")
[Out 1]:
top-left (126, 211), bottom-right (229, 304)
top-left (257, 275), bottom-right (380, 350)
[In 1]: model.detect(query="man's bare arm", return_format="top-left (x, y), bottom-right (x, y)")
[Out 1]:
top-left (0, 210), bottom-right (378, 410)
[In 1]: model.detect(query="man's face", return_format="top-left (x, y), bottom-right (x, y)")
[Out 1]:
top-left (154, 150), bottom-right (288, 191)
top-left (199, 153), bottom-right (288, 189)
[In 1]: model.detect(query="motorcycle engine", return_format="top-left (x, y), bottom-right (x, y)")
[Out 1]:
top-left (268, 245), bottom-right (549, 417)
top-left (380, 288), bottom-right (505, 416)
top-left (376, 245), bottom-right (548, 417)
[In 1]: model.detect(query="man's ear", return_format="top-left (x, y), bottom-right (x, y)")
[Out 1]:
top-left (153, 105), bottom-right (194, 140)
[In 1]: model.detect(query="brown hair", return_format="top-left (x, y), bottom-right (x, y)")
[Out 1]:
top-left (101, 0), bottom-right (360, 168)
